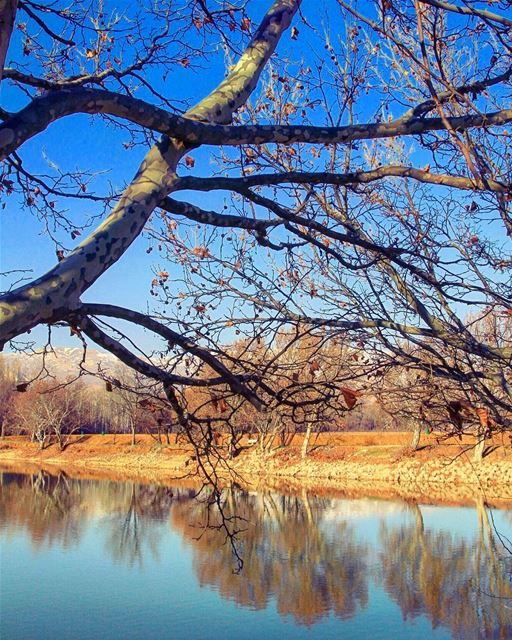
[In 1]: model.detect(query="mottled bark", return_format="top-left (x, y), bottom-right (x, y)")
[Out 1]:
top-left (161, 197), bottom-right (281, 231)
top-left (0, 88), bottom-right (184, 160)
top-left (2, 90), bottom-right (511, 161)
top-left (0, 0), bottom-right (302, 347)
top-left (474, 432), bottom-right (486, 463)
top-left (419, 0), bottom-right (512, 26)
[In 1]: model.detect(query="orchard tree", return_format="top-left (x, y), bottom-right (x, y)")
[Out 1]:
top-left (1, 0), bottom-right (511, 437)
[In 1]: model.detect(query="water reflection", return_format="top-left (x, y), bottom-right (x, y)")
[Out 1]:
top-left (0, 471), bottom-right (87, 549)
top-left (171, 488), bottom-right (368, 625)
top-left (379, 501), bottom-right (512, 639)
top-left (1, 470), bottom-right (511, 638)
top-left (103, 484), bottom-right (175, 568)
top-left (0, 471), bottom-right (190, 566)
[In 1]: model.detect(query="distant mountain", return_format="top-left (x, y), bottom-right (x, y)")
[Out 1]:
top-left (1, 347), bottom-right (125, 386)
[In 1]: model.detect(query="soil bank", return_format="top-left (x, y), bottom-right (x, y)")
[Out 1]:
top-left (1, 432), bottom-right (511, 507)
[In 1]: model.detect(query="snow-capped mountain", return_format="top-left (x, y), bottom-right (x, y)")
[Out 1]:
top-left (1, 347), bottom-right (125, 385)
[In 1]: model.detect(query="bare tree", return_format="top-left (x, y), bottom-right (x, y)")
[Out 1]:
top-left (11, 380), bottom-right (84, 449)
top-left (1, 1), bottom-right (511, 447)
top-left (149, 0), bottom-right (512, 437)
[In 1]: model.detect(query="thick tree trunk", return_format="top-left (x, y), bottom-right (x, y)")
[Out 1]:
top-left (0, 0), bottom-right (301, 346)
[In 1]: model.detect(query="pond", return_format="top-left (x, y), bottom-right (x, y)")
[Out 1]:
top-left (1, 470), bottom-right (511, 639)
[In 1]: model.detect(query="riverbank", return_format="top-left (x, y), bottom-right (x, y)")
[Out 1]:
top-left (1, 433), bottom-right (511, 506)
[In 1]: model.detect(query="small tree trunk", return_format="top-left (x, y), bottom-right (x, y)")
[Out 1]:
top-left (410, 423), bottom-right (421, 451)
top-left (131, 423), bottom-right (136, 446)
top-left (301, 423), bottom-right (312, 460)
top-left (228, 432), bottom-right (240, 459)
top-left (38, 433), bottom-right (49, 450)
top-left (266, 432), bottom-right (278, 453)
top-left (474, 431), bottom-right (485, 462)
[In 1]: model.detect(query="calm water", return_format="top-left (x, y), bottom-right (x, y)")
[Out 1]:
top-left (1, 471), bottom-right (511, 640)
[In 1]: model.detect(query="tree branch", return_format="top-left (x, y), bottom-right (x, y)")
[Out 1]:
top-left (2, 86), bottom-right (511, 162)
top-left (77, 316), bottom-right (244, 389)
top-left (0, 0), bottom-right (18, 84)
top-left (18, 0), bottom-right (75, 45)
top-left (0, 0), bottom-right (302, 345)
top-left (75, 303), bottom-right (263, 409)
top-left (160, 197), bottom-right (282, 231)
top-left (418, 0), bottom-right (512, 27)
top-left (175, 166), bottom-right (511, 193)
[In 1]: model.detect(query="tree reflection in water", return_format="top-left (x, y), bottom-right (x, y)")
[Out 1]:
top-left (0, 471), bottom-right (181, 567)
top-left (103, 483), bottom-right (176, 568)
top-left (1, 471), bottom-right (511, 637)
top-left (171, 487), bottom-right (369, 626)
top-left (379, 501), bottom-right (512, 640)
top-left (0, 470), bottom-right (86, 549)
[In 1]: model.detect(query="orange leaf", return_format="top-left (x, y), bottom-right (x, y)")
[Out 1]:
top-left (340, 386), bottom-right (362, 410)
top-left (309, 360), bottom-right (320, 376)
top-left (191, 246), bottom-right (211, 258)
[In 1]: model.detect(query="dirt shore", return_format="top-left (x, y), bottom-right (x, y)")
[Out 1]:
top-left (1, 432), bottom-right (511, 506)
